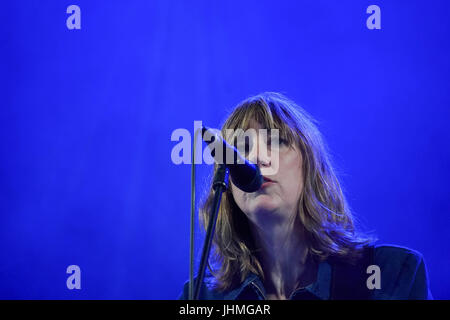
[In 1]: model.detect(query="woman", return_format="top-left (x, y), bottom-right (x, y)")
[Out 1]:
top-left (180, 92), bottom-right (432, 300)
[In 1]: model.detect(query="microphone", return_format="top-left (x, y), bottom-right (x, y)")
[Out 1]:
top-left (201, 126), bottom-right (263, 193)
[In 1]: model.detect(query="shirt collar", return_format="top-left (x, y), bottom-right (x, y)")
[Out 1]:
top-left (301, 261), bottom-right (332, 300)
top-left (224, 260), bottom-right (332, 300)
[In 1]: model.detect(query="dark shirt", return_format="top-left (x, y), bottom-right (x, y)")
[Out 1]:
top-left (179, 244), bottom-right (432, 300)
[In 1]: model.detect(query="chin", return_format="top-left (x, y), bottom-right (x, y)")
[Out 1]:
top-left (250, 196), bottom-right (280, 213)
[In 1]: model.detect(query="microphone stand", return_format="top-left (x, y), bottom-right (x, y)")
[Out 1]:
top-left (193, 164), bottom-right (229, 300)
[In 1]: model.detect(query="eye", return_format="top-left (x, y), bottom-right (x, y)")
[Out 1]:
top-left (244, 136), bottom-right (252, 155)
top-left (266, 137), bottom-right (288, 149)
top-left (235, 136), bottom-right (253, 156)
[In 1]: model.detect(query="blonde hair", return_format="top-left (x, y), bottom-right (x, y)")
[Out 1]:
top-left (200, 92), bottom-right (373, 291)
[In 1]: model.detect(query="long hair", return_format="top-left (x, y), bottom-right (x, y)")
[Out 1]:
top-left (200, 92), bottom-right (374, 291)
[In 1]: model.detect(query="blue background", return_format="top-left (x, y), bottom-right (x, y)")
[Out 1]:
top-left (1, 1), bottom-right (449, 299)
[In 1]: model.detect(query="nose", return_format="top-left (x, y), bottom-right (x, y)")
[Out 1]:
top-left (248, 140), bottom-right (271, 168)
top-left (257, 157), bottom-right (270, 168)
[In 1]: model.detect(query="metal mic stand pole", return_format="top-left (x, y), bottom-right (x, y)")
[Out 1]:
top-left (193, 164), bottom-right (229, 300)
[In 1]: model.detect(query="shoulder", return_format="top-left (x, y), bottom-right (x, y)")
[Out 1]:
top-left (178, 272), bottom-right (260, 300)
top-left (372, 243), bottom-right (424, 266)
top-left (370, 243), bottom-right (432, 299)
top-left (178, 274), bottom-right (225, 300)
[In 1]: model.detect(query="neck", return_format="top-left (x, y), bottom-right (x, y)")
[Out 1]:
top-left (249, 213), bottom-right (316, 299)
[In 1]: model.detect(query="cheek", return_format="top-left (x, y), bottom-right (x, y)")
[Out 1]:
top-left (230, 184), bottom-right (247, 210)
top-left (280, 151), bottom-right (304, 193)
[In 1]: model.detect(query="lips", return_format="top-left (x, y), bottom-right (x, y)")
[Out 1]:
top-left (261, 176), bottom-right (275, 188)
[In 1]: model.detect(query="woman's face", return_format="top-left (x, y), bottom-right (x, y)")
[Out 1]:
top-left (229, 121), bottom-right (304, 224)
